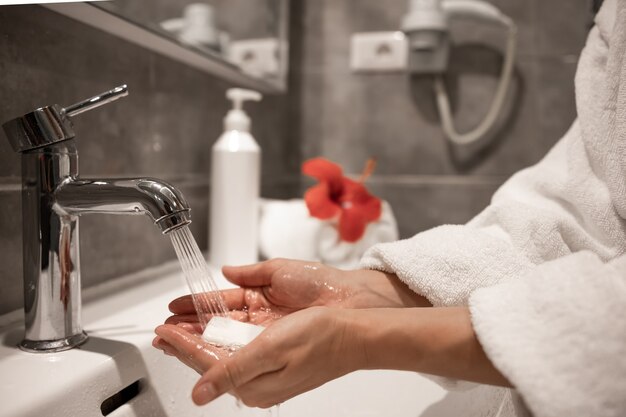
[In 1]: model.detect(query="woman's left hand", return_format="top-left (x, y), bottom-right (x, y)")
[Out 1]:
top-left (154, 306), bottom-right (512, 408)
top-left (154, 306), bottom-right (363, 408)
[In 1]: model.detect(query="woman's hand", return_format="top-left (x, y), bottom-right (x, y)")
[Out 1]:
top-left (156, 306), bottom-right (364, 408)
top-left (154, 306), bottom-right (511, 408)
top-left (166, 258), bottom-right (430, 327)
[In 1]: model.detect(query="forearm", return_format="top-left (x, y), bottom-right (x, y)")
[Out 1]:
top-left (348, 307), bottom-right (511, 387)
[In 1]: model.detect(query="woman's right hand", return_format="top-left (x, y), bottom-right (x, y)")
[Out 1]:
top-left (166, 258), bottom-right (430, 327)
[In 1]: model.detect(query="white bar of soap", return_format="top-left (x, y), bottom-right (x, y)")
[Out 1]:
top-left (202, 317), bottom-right (264, 348)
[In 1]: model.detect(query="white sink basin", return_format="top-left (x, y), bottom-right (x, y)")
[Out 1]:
top-left (0, 264), bottom-right (480, 417)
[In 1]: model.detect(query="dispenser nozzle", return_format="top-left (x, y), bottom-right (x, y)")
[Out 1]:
top-left (224, 88), bottom-right (262, 132)
top-left (226, 88), bottom-right (262, 110)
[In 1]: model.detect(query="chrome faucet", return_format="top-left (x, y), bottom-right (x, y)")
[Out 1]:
top-left (2, 85), bottom-right (191, 353)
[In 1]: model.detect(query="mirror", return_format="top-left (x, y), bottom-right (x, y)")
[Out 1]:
top-left (45, 0), bottom-right (289, 93)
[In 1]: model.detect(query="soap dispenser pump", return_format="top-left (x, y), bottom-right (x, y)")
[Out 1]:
top-left (210, 88), bottom-right (262, 270)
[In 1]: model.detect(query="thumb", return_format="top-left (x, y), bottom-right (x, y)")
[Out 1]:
top-left (222, 258), bottom-right (289, 287)
top-left (191, 337), bottom-right (281, 405)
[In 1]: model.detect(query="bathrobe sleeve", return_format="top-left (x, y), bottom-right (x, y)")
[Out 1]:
top-left (360, 0), bottom-right (626, 411)
top-left (469, 251), bottom-right (626, 417)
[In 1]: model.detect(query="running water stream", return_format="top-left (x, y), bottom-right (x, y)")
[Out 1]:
top-left (169, 226), bottom-right (228, 329)
top-left (170, 226), bottom-right (280, 416)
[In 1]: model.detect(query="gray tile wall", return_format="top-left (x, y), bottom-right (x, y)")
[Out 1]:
top-left (291, 0), bottom-right (592, 238)
top-left (0, 5), bottom-right (296, 315)
top-left (0, 0), bottom-right (594, 316)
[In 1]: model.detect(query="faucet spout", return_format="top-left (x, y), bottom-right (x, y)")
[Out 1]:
top-left (56, 178), bottom-right (192, 234)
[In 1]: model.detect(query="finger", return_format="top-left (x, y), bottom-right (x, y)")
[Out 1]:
top-left (222, 258), bottom-right (290, 287)
top-left (236, 372), bottom-right (322, 409)
top-left (153, 335), bottom-right (168, 347)
top-left (165, 310), bottom-right (250, 327)
top-left (167, 295), bottom-right (194, 313)
top-left (169, 289), bottom-right (247, 314)
top-left (165, 313), bottom-right (202, 325)
top-left (176, 322), bottom-right (203, 336)
top-left (152, 336), bottom-right (177, 357)
top-left (154, 332), bottom-right (212, 374)
top-left (159, 339), bottom-right (205, 374)
top-left (152, 335), bottom-right (166, 350)
top-left (155, 324), bottom-right (225, 369)
top-left (191, 337), bottom-right (283, 405)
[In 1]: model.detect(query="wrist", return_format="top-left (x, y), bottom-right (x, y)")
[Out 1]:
top-left (349, 308), bottom-right (425, 370)
top-left (348, 307), bottom-right (511, 387)
top-left (339, 308), bottom-right (380, 372)
top-left (347, 269), bottom-right (431, 309)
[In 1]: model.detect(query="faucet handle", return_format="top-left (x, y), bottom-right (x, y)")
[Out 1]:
top-left (2, 84), bottom-right (129, 153)
top-left (62, 84), bottom-right (128, 117)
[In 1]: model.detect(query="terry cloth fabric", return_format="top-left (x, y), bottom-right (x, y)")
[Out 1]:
top-left (361, 0), bottom-right (626, 416)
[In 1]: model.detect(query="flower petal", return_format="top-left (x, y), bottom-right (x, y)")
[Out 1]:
top-left (359, 197), bottom-right (382, 222)
top-left (304, 183), bottom-right (341, 220)
top-left (302, 158), bottom-right (344, 191)
top-left (341, 179), bottom-right (382, 222)
top-left (338, 206), bottom-right (368, 242)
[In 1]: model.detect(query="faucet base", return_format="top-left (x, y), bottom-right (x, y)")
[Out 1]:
top-left (19, 331), bottom-right (88, 353)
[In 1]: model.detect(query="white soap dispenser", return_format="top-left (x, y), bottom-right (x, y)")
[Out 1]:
top-left (209, 88), bottom-right (262, 270)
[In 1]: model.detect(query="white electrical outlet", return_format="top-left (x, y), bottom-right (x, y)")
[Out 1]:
top-left (350, 31), bottom-right (408, 72)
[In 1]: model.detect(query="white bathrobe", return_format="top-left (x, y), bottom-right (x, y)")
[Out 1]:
top-left (361, 1), bottom-right (626, 416)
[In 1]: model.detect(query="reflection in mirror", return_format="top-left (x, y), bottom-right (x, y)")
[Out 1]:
top-left (94, 0), bottom-right (288, 87)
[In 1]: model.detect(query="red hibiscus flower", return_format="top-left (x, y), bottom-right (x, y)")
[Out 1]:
top-left (302, 157), bottom-right (382, 242)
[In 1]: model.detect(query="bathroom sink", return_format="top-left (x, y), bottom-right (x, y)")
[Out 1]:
top-left (0, 263), bottom-right (466, 417)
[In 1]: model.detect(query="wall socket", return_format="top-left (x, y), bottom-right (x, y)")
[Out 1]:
top-left (350, 31), bottom-right (408, 73)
